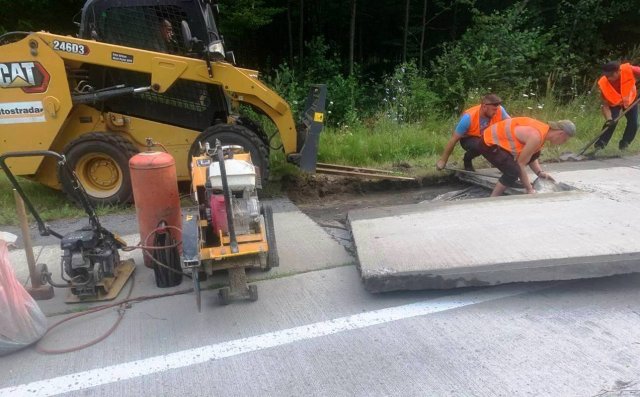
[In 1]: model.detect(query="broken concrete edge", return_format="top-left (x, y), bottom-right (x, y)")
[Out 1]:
top-left (359, 252), bottom-right (640, 293)
top-left (345, 192), bottom-right (574, 292)
top-left (347, 190), bottom-right (585, 222)
top-left (457, 172), bottom-right (573, 194)
top-left (347, 190), bottom-right (638, 293)
top-left (456, 172), bottom-right (523, 195)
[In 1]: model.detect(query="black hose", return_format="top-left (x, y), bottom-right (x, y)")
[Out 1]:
top-left (150, 222), bottom-right (183, 288)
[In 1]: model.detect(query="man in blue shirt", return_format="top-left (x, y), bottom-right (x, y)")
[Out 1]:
top-left (437, 94), bottom-right (510, 171)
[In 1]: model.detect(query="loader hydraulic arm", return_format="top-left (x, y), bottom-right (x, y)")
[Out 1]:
top-left (32, 32), bottom-right (299, 154)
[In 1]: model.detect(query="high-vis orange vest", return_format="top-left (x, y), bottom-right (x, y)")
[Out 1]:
top-left (598, 63), bottom-right (637, 108)
top-left (483, 117), bottom-right (549, 157)
top-left (462, 105), bottom-right (506, 137)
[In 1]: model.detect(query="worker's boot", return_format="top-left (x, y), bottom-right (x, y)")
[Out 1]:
top-left (619, 140), bottom-right (629, 151)
top-left (463, 156), bottom-right (475, 172)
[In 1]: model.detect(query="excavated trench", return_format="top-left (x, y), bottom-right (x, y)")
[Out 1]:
top-left (284, 174), bottom-right (477, 253)
top-left (284, 173), bottom-right (574, 253)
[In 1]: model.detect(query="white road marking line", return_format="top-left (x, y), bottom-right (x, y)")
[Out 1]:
top-left (1, 284), bottom-right (539, 397)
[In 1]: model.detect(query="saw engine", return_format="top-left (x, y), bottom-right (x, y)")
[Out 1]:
top-left (207, 153), bottom-right (262, 239)
top-left (183, 140), bottom-right (278, 309)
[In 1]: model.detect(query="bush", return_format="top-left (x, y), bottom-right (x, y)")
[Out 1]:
top-left (265, 36), bottom-right (371, 128)
top-left (429, 2), bottom-right (559, 112)
top-left (380, 62), bottom-right (441, 123)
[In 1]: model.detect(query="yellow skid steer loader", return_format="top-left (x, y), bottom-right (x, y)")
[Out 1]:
top-left (0, 0), bottom-right (326, 204)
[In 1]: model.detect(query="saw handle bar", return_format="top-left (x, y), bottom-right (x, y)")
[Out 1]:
top-left (0, 150), bottom-right (102, 239)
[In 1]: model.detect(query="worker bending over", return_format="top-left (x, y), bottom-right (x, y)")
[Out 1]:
top-left (437, 93), bottom-right (510, 172)
top-left (479, 117), bottom-right (576, 197)
top-left (596, 61), bottom-right (640, 151)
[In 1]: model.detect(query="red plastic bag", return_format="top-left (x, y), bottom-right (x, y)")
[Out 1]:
top-left (0, 240), bottom-right (47, 355)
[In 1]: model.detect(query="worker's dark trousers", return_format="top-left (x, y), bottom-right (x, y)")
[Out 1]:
top-left (478, 142), bottom-right (540, 187)
top-left (459, 136), bottom-right (482, 168)
top-left (595, 104), bottom-right (639, 150)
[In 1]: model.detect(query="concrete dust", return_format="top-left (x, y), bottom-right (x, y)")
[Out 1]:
top-left (429, 186), bottom-right (490, 202)
top-left (533, 178), bottom-right (573, 193)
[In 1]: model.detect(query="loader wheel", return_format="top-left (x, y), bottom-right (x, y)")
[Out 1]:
top-left (261, 204), bottom-right (279, 270)
top-left (61, 133), bottom-right (138, 205)
top-left (236, 116), bottom-right (270, 149)
top-left (190, 124), bottom-right (270, 184)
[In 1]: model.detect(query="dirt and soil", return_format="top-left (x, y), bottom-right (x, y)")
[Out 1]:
top-left (284, 173), bottom-right (467, 224)
top-left (279, 173), bottom-right (474, 251)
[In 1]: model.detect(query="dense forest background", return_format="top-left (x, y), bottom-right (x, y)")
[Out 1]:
top-left (2, 0), bottom-right (640, 128)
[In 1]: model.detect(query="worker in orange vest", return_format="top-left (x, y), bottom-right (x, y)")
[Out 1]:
top-left (479, 117), bottom-right (576, 196)
top-left (595, 61), bottom-right (640, 150)
top-left (436, 93), bottom-right (509, 172)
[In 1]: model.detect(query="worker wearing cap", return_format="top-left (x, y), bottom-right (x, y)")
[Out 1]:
top-left (596, 61), bottom-right (640, 150)
top-left (436, 93), bottom-right (510, 172)
top-left (479, 117), bottom-right (576, 197)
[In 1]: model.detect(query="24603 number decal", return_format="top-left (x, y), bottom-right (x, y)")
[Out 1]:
top-left (52, 40), bottom-right (89, 55)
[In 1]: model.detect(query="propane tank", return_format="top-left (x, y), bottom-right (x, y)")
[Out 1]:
top-left (129, 149), bottom-right (182, 268)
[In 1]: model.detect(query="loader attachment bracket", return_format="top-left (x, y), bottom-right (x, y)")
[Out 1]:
top-left (291, 84), bottom-right (327, 173)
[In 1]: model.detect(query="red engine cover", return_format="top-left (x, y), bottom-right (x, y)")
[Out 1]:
top-left (210, 194), bottom-right (228, 234)
top-left (129, 151), bottom-right (182, 268)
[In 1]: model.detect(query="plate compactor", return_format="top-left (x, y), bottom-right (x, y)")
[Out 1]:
top-left (0, 151), bottom-right (134, 302)
top-left (183, 140), bottom-right (278, 310)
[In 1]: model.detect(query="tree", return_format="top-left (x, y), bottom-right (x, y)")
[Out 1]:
top-left (287, 0), bottom-right (294, 64)
top-left (218, 0), bottom-right (284, 39)
top-left (349, 0), bottom-right (357, 75)
top-left (430, 2), bottom-right (558, 110)
top-left (419, 0), bottom-right (427, 68)
top-left (402, 0), bottom-right (410, 63)
top-left (299, 0), bottom-right (304, 63)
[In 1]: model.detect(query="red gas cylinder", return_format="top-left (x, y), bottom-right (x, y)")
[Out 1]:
top-left (129, 151), bottom-right (182, 268)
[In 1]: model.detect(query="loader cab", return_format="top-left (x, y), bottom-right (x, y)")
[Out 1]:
top-left (77, 0), bottom-right (230, 131)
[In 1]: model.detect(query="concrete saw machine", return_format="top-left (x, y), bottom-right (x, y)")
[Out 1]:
top-left (183, 140), bottom-right (278, 310)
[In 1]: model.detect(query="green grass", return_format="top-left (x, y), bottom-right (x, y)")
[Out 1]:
top-left (2, 96), bottom-right (636, 225)
top-left (305, 96), bottom-right (639, 176)
top-left (0, 174), bottom-right (131, 226)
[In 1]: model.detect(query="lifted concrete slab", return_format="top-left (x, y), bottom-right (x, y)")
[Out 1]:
top-left (349, 191), bottom-right (640, 292)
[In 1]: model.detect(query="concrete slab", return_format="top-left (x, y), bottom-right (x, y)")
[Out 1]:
top-left (5, 198), bottom-right (352, 316)
top-left (552, 166), bottom-right (640, 204)
top-left (349, 191), bottom-right (640, 292)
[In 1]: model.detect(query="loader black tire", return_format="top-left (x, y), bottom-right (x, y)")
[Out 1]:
top-left (190, 124), bottom-right (270, 184)
top-left (236, 116), bottom-right (270, 149)
top-left (60, 132), bottom-right (138, 205)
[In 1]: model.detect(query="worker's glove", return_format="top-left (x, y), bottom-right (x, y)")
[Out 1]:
top-left (602, 119), bottom-right (617, 130)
